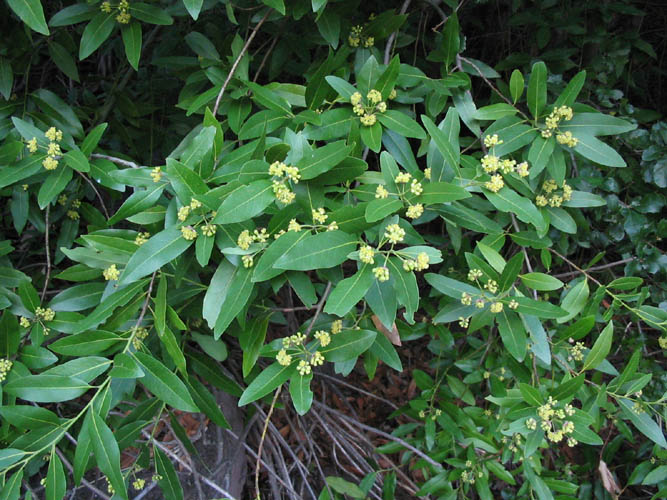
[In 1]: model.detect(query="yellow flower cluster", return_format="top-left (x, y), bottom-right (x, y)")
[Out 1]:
top-left (134, 232), bottom-right (150, 245)
top-left (201, 223), bottom-right (216, 237)
top-left (490, 302), bottom-right (503, 313)
top-left (0, 359), bottom-right (13, 382)
top-left (484, 134), bottom-right (503, 148)
top-left (373, 266), bottom-right (390, 282)
top-left (67, 210), bottom-right (79, 220)
top-left (288, 219), bottom-right (301, 232)
top-left (406, 203), bottom-right (423, 219)
top-left (150, 167), bottom-right (162, 182)
top-left (103, 264), bottom-right (120, 281)
top-left (395, 172), bottom-right (411, 184)
top-left (297, 360), bottom-right (311, 375)
top-left (384, 224), bottom-right (405, 244)
top-left (180, 226), bottom-right (197, 240)
top-left (403, 252), bottom-right (429, 272)
top-left (20, 317), bottom-right (31, 328)
top-left (509, 299), bottom-right (519, 310)
top-left (312, 208), bottom-right (328, 224)
top-left (467, 269), bottom-right (483, 281)
top-left (659, 336), bottom-right (667, 349)
top-left (556, 130), bottom-right (578, 147)
top-left (178, 198), bottom-right (203, 222)
top-left (32, 127), bottom-right (64, 170)
top-left (106, 0), bottom-right (131, 24)
top-left (314, 330), bottom-right (331, 347)
top-left (132, 478), bottom-right (145, 491)
top-left (348, 25), bottom-right (373, 47)
top-left (237, 230), bottom-right (254, 250)
top-left (331, 320), bottom-right (343, 334)
top-left (536, 397), bottom-right (577, 445)
top-left (269, 161), bottom-right (301, 182)
top-left (484, 279), bottom-right (498, 294)
top-left (131, 327), bottom-right (149, 350)
top-left (375, 185), bottom-right (389, 199)
top-left (276, 349), bottom-right (292, 366)
top-left (359, 245), bottom-right (375, 264)
top-left (542, 105), bottom-right (575, 140)
top-left (350, 90), bottom-right (386, 126)
top-left (536, 179), bottom-right (572, 208)
top-left (242, 255), bottom-right (253, 268)
top-left (35, 307), bottom-right (55, 321)
top-left (410, 179), bottom-right (423, 195)
top-left (568, 340), bottom-right (585, 362)
top-left (458, 316), bottom-right (469, 328)
top-left (272, 181), bottom-right (295, 204)
top-left (461, 292), bottom-right (473, 306)
top-left (485, 174), bottom-right (504, 193)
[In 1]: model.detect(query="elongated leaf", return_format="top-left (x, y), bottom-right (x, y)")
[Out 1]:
top-left (618, 398), bottom-right (667, 448)
top-left (88, 410), bottom-right (128, 500)
top-left (527, 61), bottom-right (547, 119)
top-left (121, 21), bottom-right (142, 71)
top-left (274, 231), bottom-right (357, 271)
top-left (378, 110), bottom-right (425, 139)
top-left (421, 115), bottom-right (460, 177)
top-left (441, 12), bottom-right (459, 70)
top-left (497, 309), bottom-right (526, 361)
top-left (118, 227), bottom-right (192, 285)
top-left (289, 372), bottom-right (313, 415)
top-left (8, 0), bottom-right (49, 35)
top-left (365, 198), bottom-right (402, 222)
top-left (557, 279), bottom-right (589, 323)
top-left (73, 279), bottom-right (148, 333)
top-left (485, 188), bottom-right (546, 232)
top-left (79, 12), bottom-right (115, 60)
top-left (154, 447), bottom-right (184, 500)
top-left (418, 182), bottom-right (470, 204)
top-left (324, 264), bottom-right (374, 317)
top-left (554, 70), bottom-right (586, 107)
top-left (133, 352), bottom-right (198, 412)
top-left (369, 332), bottom-right (402, 371)
top-left (108, 184), bottom-right (164, 224)
top-left (38, 165), bottom-right (73, 209)
top-left (212, 179), bottom-right (274, 224)
top-left (5, 375), bottom-right (90, 403)
top-left (297, 140), bottom-right (352, 180)
top-left (183, 0), bottom-right (203, 20)
top-left (246, 81), bottom-right (292, 115)
top-left (320, 330), bottom-right (376, 362)
top-left (238, 362), bottom-right (296, 406)
top-left (573, 133), bottom-right (626, 167)
top-left (514, 297), bottom-right (566, 319)
top-left (425, 273), bottom-right (479, 299)
top-left (0, 449), bottom-right (26, 470)
top-left (509, 70), bottom-right (524, 104)
top-left (213, 265), bottom-right (254, 338)
top-left (0, 405), bottom-right (61, 429)
top-left (582, 321), bottom-right (613, 371)
top-left (520, 273), bottom-right (563, 291)
top-left (46, 452), bottom-right (66, 500)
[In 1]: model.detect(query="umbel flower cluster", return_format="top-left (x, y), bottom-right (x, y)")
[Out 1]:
top-left (535, 179), bottom-right (573, 208)
top-left (529, 397), bottom-right (578, 447)
top-left (348, 24), bottom-right (374, 48)
top-left (100, 0), bottom-right (132, 24)
top-left (276, 320), bottom-right (343, 375)
top-left (270, 160), bottom-right (300, 204)
top-left (350, 89), bottom-right (391, 127)
top-left (26, 127), bottom-right (63, 170)
top-left (458, 268), bottom-right (519, 327)
top-left (374, 169), bottom-right (423, 219)
top-left (542, 105), bottom-right (578, 147)
top-left (480, 134), bottom-right (530, 193)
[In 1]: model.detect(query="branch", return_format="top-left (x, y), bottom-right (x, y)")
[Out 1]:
top-left (40, 205), bottom-right (51, 302)
top-left (549, 248), bottom-right (603, 286)
top-left (76, 171), bottom-right (110, 219)
top-left (55, 447), bottom-right (111, 500)
top-left (304, 281), bottom-right (332, 336)
top-left (254, 387), bottom-right (282, 499)
top-left (213, 9), bottom-right (272, 116)
top-left (552, 257), bottom-right (636, 279)
top-left (384, 0), bottom-right (412, 64)
top-left (90, 153), bottom-right (140, 169)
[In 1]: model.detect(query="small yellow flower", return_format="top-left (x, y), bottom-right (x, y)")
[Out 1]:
top-left (190, 198), bottom-right (202, 210)
top-left (376, 101), bottom-right (387, 113)
top-left (331, 320), bottom-right (343, 334)
top-left (20, 317), bottom-right (31, 328)
top-left (458, 317), bottom-right (469, 328)
top-left (526, 418), bottom-right (537, 430)
top-left (242, 255), bottom-right (254, 268)
top-left (45, 127), bottom-right (62, 141)
top-left (314, 330), bottom-right (331, 347)
top-left (177, 206), bottom-right (190, 222)
top-left (237, 230), bottom-right (253, 250)
top-left (424, 167), bottom-right (431, 180)
top-left (132, 478), bottom-right (145, 491)
top-left (22, 184), bottom-right (28, 191)
top-left (276, 349), bottom-right (292, 366)
top-left (42, 156), bottom-right (58, 170)
top-left (101, 1), bottom-right (112, 13)
top-left (27, 137), bottom-right (38, 153)
top-left (536, 195), bottom-right (548, 207)
top-left (406, 203), bottom-right (424, 219)
top-left (288, 219), bottom-right (301, 232)
top-left (515, 161), bottom-right (529, 177)
top-left (272, 181), bottom-right (295, 204)
top-left (47, 142), bottom-right (61, 156)
top-left (312, 208), bottom-right (328, 224)
top-left (659, 336), bottom-right (667, 349)
top-left (484, 279), bottom-right (498, 294)
top-left (484, 174), bottom-right (504, 193)
top-left (483, 134), bottom-right (503, 148)
top-left (359, 245), bottom-right (375, 264)
top-left (388, 89), bottom-right (397, 100)
top-left (353, 104), bottom-right (365, 116)
top-left (103, 264), bottom-right (120, 281)
top-left (384, 224), bottom-right (405, 244)
top-left (180, 226), bottom-right (197, 241)
top-left (310, 351), bottom-right (325, 366)
top-left (509, 299), bottom-right (519, 310)
top-left (269, 161), bottom-right (285, 177)
top-left (66, 210), bottom-right (79, 220)
top-left (556, 131), bottom-right (578, 147)
top-left (467, 269), bottom-right (483, 281)
top-left (414, 252), bottom-right (429, 271)
top-left (363, 36), bottom-right (374, 47)
top-left (284, 166), bottom-right (301, 183)
top-left (350, 92), bottom-right (362, 106)
top-left (116, 11), bottom-right (131, 24)
top-left (367, 89), bottom-right (382, 104)
top-left (549, 195), bottom-right (563, 207)
top-left (481, 154), bottom-right (500, 173)
top-left (410, 179), bottom-right (423, 196)
top-left (373, 266), bottom-right (390, 282)
top-left (150, 167), bottom-right (162, 182)
top-left (58, 194), bottom-right (68, 206)
top-left (394, 172), bottom-right (411, 184)
top-left (375, 185), bottom-right (389, 199)
top-left (134, 232), bottom-right (150, 245)
top-left (0, 359), bottom-right (14, 382)
top-left (360, 113), bottom-right (377, 126)
top-left (297, 360), bottom-right (311, 376)
top-left (201, 224), bottom-right (216, 237)
top-left (461, 292), bottom-right (472, 306)
top-left (490, 302), bottom-right (503, 313)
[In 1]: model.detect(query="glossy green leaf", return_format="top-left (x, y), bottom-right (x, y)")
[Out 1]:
top-left (572, 133), bottom-right (626, 167)
top-left (618, 398), bottom-right (667, 449)
top-left (133, 352), bottom-right (197, 412)
top-left (365, 198), bottom-right (402, 222)
top-left (557, 279), bottom-right (589, 323)
top-left (46, 452), bottom-right (66, 500)
top-left (324, 264), bottom-right (374, 317)
top-left (238, 362), bottom-right (296, 406)
top-left (121, 21), bottom-right (142, 71)
top-left (5, 375), bottom-right (90, 403)
top-left (497, 309), bottom-right (526, 361)
top-left (88, 410), bottom-right (128, 499)
top-left (79, 12), bottom-right (115, 60)
top-left (297, 140), bottom-right (353, 180)
top-left (369, 332), bottom-right (402, 371)
top-left (274, 231), bottom-right (357, 271)
top-left (520, 273), bottom-right (564, 291)
top-left (320, 329), bottom-right (376, 362)
top-left (441, 12), bottom-right (459, 70)
top-left (289, 372), bottom-right (313, 415)
top-left (554, 70), bottom-right (586, 107)
top-left (154, 447), bottom-right (184, 500)
top-left (38, 165), bottom-right (73, 209)
top-left (107, 184), bottom-right (164, 224)
top-left (377, 110), bottom-right (425, 139)
top-left (509, 70), bottom-right (524, 104)
top-left (212, 179), bottom-right (274, 224)
top-left (213, 264), bottom-right (254, 338)
top-left (8, 0), bottom-right (49, 35)
top-left (582, 321), bottom-right (613, 371)
top-left (485, 187), bottom-right (546, 232)
top-left (527, 61), bottom-right (547, 119)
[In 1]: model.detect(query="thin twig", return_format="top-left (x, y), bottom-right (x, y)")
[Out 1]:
top-left (252, 35), bottom-right (279, 82)
top-left (384, 0), bottom-right (412, 64)
top-left (304, 282), bottom-right (332, 337)
top-left (40, 205), bottom-right (51, 302)
top-left (134, 271), bottom-right (158, 330)
top-left (90, 153), bottom-right (140, 169)
top-left (76, 171), bottom-right (110, 219)
top-left (510, 213), bottom-right (537, 299)
top-left (552, 257), bottom-right (636, 279)
top-left (549, 248), bottom-right (603, 286)
top-left (55, 447), bottom-right (111, 500)
top-left (254, 386), bottom-right (281, 499)
top-left (213, 10), bottom-right (272, 116)
top-left (317, 372), bottom-right (401, 411)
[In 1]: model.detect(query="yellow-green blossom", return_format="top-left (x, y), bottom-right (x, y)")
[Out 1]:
top-left (103, 264), bottom-right (120, 281)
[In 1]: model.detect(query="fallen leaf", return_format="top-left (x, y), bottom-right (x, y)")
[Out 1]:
top-left (372, 315), bottom-right (402, 346)
top-left (598, 460), bottom-right (621, 499)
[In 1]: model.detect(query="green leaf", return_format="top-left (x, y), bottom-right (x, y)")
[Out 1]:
top-left (289, 372), bottom-right (313, 415)
top-left (360, 121), bottom-right (382, 152)
top-left (79, 12), bottom-right (115, 60)
top-left (46, 452), bottom-right (66, 500)
top-left (38, 165), bottom-right (73, 209)
top-left (49, 331), bottom-right (123, 356)
top-left (554, 70), bottom-right (586, 107)
top-left (377, 110), bottom-right (425, 139)
top-left (618, 398), bottom-right (667, 449)
top-left (252, 231), bottom-right (308, 282)
top-left (477, 242), bottom-right (506, 273)
top-left (497, 309), bottom-right (526, 361)
top-left (327, 476), bottom-right (366, 498)
top-left (422, 114), bottom-right (461, 177)
top-left (121, 21), bottom-right (142, 71)
top-left (63, 149), bottom-right (90, 173)
top-left (441, 12), bottom-right (460, 70)
top-left (572, 133), bottom-right (626, 167)
top-left (582, 321), bottom-right (613, 371)
top-left (418, 182), bottom-right (470, 204)
top-left (365, 198), bottom-right (402, 223)
top-left (562, 190), bottom-right (606, 208)
top-left (0, 57), bottom-right (13, 101)
top-left (297, 140), bottom-right (353, 180)
top-left (238, 362), bottom-right (296, 406)
top-left (88, 410), bottom-right (128, 500)
top-left (607, 277), bottom-right (643, 291)
top-left (527, 61), bottom-right (547, 119)
top-left (473, 103), bottom-right (518, 121)
top-left (375, 55), bottom-right (400, 100)
top-left (183, 0), bottom-right (203, 20)
top-left (118, 227), bottom-right (192, 285)
top-left (213, 264), bottom-right (254, 338)
top-left (0, 449), bottom-right (26, 470)
top-left (165, 158), bottom-right (209, 206)
top-left (425, 273), bottom-right (479, 299)
top-left (498, 252), bottom-right (524, 292)
top-left (509, 70), bottom-right (524, 104)
top-left (485, 188), bottom-right (546, 232)
top-left (154, 447), bottom-right (184, 500)
top-left (557, 279), bottom-right (589, 323)
top-left (274, 231), bottom-right (357, 271)
top-left (212, 179), bottom-right (274, 224)
top-left (519, 383), bottom-right (543, 406)
top-left (527, 136), bottom-right (555, 178)
top-left (547, 206), bottom-right (577, 234)
top-left (108, 184), bottom-right (164, 224)
top-left (0, 469), bottom-right (23, 500)
top-left (560, 113), bottom-right (636, 136)
top-left (324, 76), bottom-right (357, 99)
top-left (133, 352), bottom-right (198, 412)
top-left (324, 264), bottom-right (374, 317)
top-left (436, 203), bottom-right (504, 234)
top-left (5, 375), bottom-right (90, 403)
top-left (386, 257), bottom-right (419, 324)
top-left (369, 332), bottom-right (402, 371)
top-left (0, 154), bottom-right (44, 189)
top-left (513, 297), bottom-right (566, 319)
top-left (520, 273), bottom-right (564, 291)
top-left (186, 377), bottom-right (230, 429)
top-left (0, 405), bottom-right (61, 429)
top-left (246, 81), bottom-right (292, 115)
top-left (320, 330), bottom-right (377, 362)
top-left (316, 9), bottom-right (340, 48)
top-left (130, 3), bottom-right (174, 25)
top-left (8, 0), bottom-right (49, 35)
